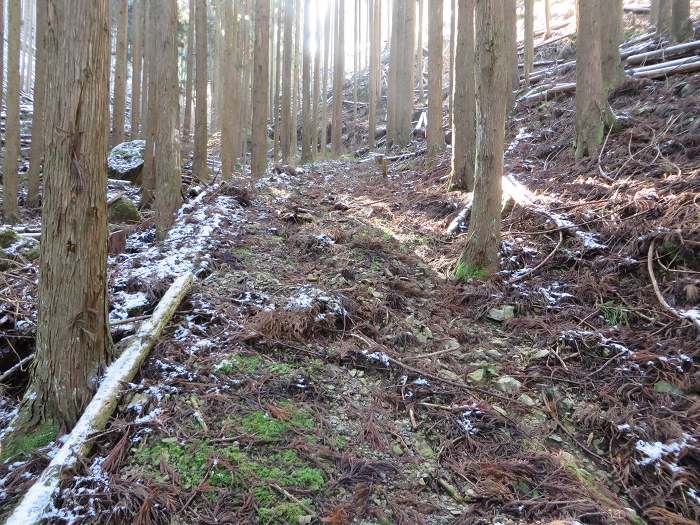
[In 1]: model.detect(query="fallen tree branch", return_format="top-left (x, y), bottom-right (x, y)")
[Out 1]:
top-left (4, 272), bottom-right (194, 525)
top-left (510, 230), bottom-right (564, 282)
top-left (0, 353), bottom-right (34, 385)
top-left (629, 58), bottom-right (700, 78)
top-left (646, 239), bottom-right (700, 332)
top-left (625, 39), bottom-right (700, 65)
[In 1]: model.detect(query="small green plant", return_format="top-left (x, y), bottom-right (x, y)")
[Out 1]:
top-left (454, 262), bottom-right (488, 282)
top-left (599, 302), bottom-right (629, 327)
top-left (241, 411), bottom-right (289, 439)
top-left (0, 419), bottom-right (59, 461)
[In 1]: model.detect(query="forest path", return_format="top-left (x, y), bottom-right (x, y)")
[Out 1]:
top-left (46, 157), bottom-right (655, 525)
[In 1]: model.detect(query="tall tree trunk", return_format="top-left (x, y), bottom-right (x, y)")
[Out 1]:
top-left (448, 0), bottom-right (456, 124)
top-left (600, 0), bottom-right (625, 93)
top-left (544, 0), bottom-right (552, 39)
top-left (352, 0), bottom-right (359, 145)
top-left (417, 0), bottom-right (424, 104)
top-left (368, 0), bottom-right (380, 148)
top-left (3, 0), bottom-right (21, 224)
top-left (387, 0), bottom-right (398, 146)
top-left (523, 0), bottom-right (534, 86)
top-left (27, 0), bottom-right (48, 207)
top-left (193, 0), bottom-right (209, 182)
top-left (154, 0), bottom-right (180, 239)
top-left (671, 0), bottom-right (692, 41)
top-left (273, 0), bottom-right (283, 161)
top-left (504, 0), bottom-right (518, 108)
top-left (0, 1), bottom-right (5, 167)
top-left (220, 0), bottom-right (239, 179)
top-left (141, 0), bottom-right (156, 205)
top-left (458, 0), bottom-right (506, 276)
top-left (427, 0), bottom-right (444, 151)
top-left (320, 0), bottom-right (331, 152)
top-left (6, 0), bottom-right (110, 441)
top-left (280, 0), bottom-right (294, 162)
top-left (449, 0), bottom-right (475, 191)
top-left (311, 6), bottom-right (321, 156)
top-left (655, 0), bottom-right (672, 35)
top-left (252, 0), bottom-right (271, 178)
top-left (131, 0), bottom-right (144, 138)
top-left (209, 1), bottom-right (221, 134)
top-left (331, 0), bottom-right (344, 156)
top-left (183, 0), bottom-right (195, 141)
top-left (291, 0), bottom-right (301, 161)
top-left (574, 0), bottom-right (607, 159)
top-left (395, 0), bottom-right (416, 147)
top-left (301, 0), bottom-right (312, 162)
top-left (112, 0), bottom-right (128, 145)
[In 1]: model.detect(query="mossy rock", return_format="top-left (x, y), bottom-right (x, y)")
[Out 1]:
top-left (107, 140), bottom-right (145, 183)
top-left (109, 196), bottom-right (141, 224)
top-left (0, 227), bottom-right (19, 248)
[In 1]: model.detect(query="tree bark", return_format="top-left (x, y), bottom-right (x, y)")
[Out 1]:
top-left (3, 0), bottom-right (21, 224)
top-left (458, 0), bottom-right (507, 276)
top-left (544, 0), bottom-right (551, 39)
top-left (671, 0), bottom-right (692, 41)
top-left (301, 0), bottom-right (313, 162)
top-left (368, 0), bottom-right (381, 148)
top-left (252, 0), bottom-right (271, 178)
top-left (504, 0), bottom-right (518, 108)
top-left (183, 0), bottom-right (195, 141)
top-left (427, 0), bottom-right (444, 151)
top-left (321, 1), bottom-right (332, 152)
top-left (281, 0), bottom-right (294, 161)
top-left (656, 0), bottom-right (672, 35)
top-left (27, 0), bottom-right (48, 208)
top-left (141, 0), bottom-right (157, 205)
top-left (131, 0), bottom-right (144, 138)
top-left (154, 0), bottom-right (180, 239)
top-left (523, 0), bottom-right (534, 85)
top-left (449, 0), bottom-right (475, 191)
top-left (417, 0), bottom-right (424, 104)
top-left (312, 6), bottom-right (321, 156)
top-left (193, 0), bottom-right (209, 182)
top-left (273, 0), bottom-right (283, 160)
top-left (8, 0), bottom-right (110, 438)
top-left (600, 0), bottom-right (625, 93)
top-left (575, 0), bottom-right (608, 158)
top-left (220, 1), bottom-right (239, 180)
top-left (390, 0), bottom-right (416, 147)
top-left (111, 0), bottom-right (128, 145)
top-left (448, 0), bottom-right (456, 125)
top-left (331, 0), bottom-right (344, 156)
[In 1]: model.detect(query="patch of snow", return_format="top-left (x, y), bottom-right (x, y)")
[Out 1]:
top-left (635, 434), bottom-right (694, 472)
top-left (363, 350), bottom-right (390, 366)
top-left (458, 408), bottom-right (482, 435)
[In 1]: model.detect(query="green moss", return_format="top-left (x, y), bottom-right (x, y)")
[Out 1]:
top-left (241, 411), bottom-right (289, 439)
top-left (108, 197), bottom-right (141, 224)
top-left (599, 302), bottom-right (629, 327)
top-left (454, 262), bottom-right (488, 282)
top-left (0, 228), bottom-right (18, 249)
top-left (257, 500), bottom-right (312, 524)
top-left (1, 419), bottom-right (59, 461)
top-left (217, 355), bottom-right (261, 375)
top-left (266, 362), bottom-right (295, 379)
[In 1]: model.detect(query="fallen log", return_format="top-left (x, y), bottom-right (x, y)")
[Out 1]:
top-left (624, 5), bottom-right (650, 14)
top-left (629, 55), bottom-right (700, 74)
top-left (3, 272), bottom-right (194, 525)
top-left (518, 82), bottom-right (576, 104)
top-left (630, 58), bottom-right (700, 78)
top-left (625, 39), bottom-right (700, 65)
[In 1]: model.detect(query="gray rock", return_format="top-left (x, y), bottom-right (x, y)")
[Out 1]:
top-left (495, 375), bottom-right (522, 394)
top-left (108, 140), bottom-right (145, 183)
top-left (488, 305), bottom-right (515, 322)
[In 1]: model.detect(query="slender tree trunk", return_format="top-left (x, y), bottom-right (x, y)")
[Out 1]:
top-left (427, 0), bottom-right (444, 150)
top-left (154, 0), bottom-right (180, 239)
top-left (273, 0), bottom-right (283, 161)
top-left (601, 0), bottom-right (625, 93)
top-left (331, 0), bottom-right (344, 156)
top-left (141, 0), bottom-right (156, 205)
top-left (449, 0), bottom-right (475, 191)
top-left (301, 0), bottom-right (312, 162)
top-left (352, 0), bottom-right (359, 145)
top-left (368, 0), bottom-right (380, 148)
top-left (574, 0), bottom-right (607, 159)
top-left (111, 0), bottom-right (128, 145)
top-left (252, 0), bottom-right (271, 178)
top-left (523, 0), bottom-right (534, 85)
top-left (220, 0), bottom-right (238, 179)
top-left (193, 0), bottom-right (209, 181)
top-left (183, 0), bottom-right (195, 141)
top-left (656, 0), bottom-right (671, 35)
top-left (3, 0), bottom-right (21, 224)
top-left (280, 0), bottom-right (294, 162)
top-left (6, 0), bottom-right (110, 441)
top-left (291, 0), bottom-right (301, 160)
top-left (671, 0), bottom-right (692, 41)
top-left (544, 0), bottom-right (552, 39)
top-left (394, 0), bottom-right (416, 146)
top-left (458, 0), bottom-right (506, 276)
top-left (417, 0), bottom-right (424, 104)
top-left (387, 0), bottom-right (398, 146)
top-left (209, 1), bottom-right (221, 134)
top-left (320, 1), bottom-right (331, 152)
top-left (131, 0), bottom-right (144, 138)
top-left (27, 0), bottom-right (47, 207)
top-left (504, 0), bottom-right (518, 108)
top-left (448, 0), bottom-right (456, 124)
top-left (650, 0), bottom-right (659, 26)
top-left (0, 1), bottom-right (5, 161)
top-left (311, 7), bottom-right (321, 157)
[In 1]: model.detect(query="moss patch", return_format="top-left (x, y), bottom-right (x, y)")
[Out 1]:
top-left (0, 419), bottom-right (59, 461)
top-left (108, 196), bottom-right (141, 224)
top-left (0, 228), bottom-right (18, 249)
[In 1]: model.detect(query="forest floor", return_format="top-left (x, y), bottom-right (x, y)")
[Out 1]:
top-left (1, 17), bottom-right (700, 525)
